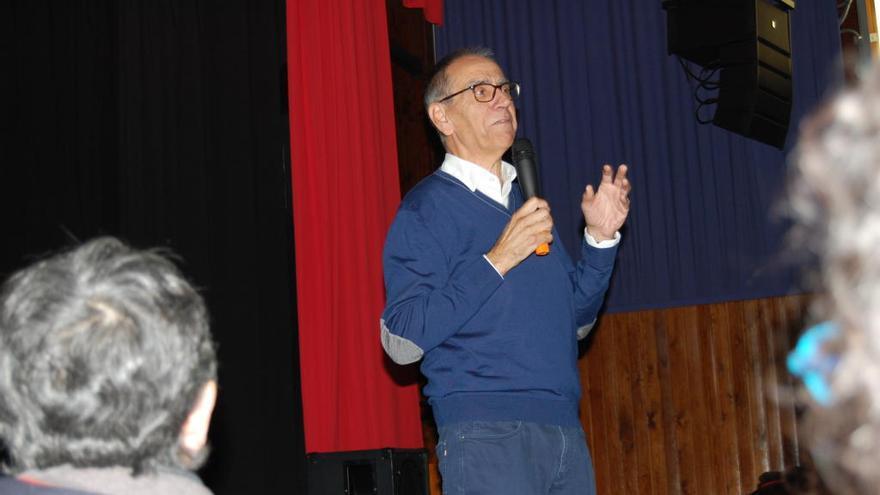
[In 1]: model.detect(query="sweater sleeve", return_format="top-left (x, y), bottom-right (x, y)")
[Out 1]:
top-left (380, 208), bottom-right (504, 364)
top-left (556, 232), bottom-right (619, 340)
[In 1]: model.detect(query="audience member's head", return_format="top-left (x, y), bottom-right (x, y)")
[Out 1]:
top-left (787, 66), bottom-right (880, 493)
top-left (0, 237), bottom-right (217, 480)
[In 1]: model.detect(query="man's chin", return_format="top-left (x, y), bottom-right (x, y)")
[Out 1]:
top-left (496, 129), bottom-right (516, 149)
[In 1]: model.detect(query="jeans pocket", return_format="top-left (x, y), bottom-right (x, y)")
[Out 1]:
top-left (436, 431), bottom-right (462, 495)
top-left (460, 420), bottom-right (523, 441)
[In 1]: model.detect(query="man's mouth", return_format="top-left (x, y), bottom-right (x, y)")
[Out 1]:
top-left (492, 117), bottom-right (511, 125)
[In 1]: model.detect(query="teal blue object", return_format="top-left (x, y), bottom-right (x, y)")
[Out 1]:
top-left (787, 321), bottom-right (839, 406)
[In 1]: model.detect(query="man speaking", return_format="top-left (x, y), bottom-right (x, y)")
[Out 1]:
top-left (380, 47), bottom-right (630, 495)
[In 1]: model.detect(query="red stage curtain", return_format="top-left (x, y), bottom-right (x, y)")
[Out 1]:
top-left (286, 0), bottom-right (423, 453)
top-left (403, 0), bottom-right (444, 25)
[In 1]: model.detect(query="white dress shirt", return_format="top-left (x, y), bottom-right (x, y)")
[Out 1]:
top-left (439, 153), bottom-right (621, 251)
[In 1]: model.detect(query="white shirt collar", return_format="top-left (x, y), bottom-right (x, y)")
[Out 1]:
top-left (439, 153), bottom-right (518, 208)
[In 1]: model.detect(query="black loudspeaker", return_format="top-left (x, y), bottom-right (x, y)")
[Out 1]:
top-left (663, 0), bottom-right (794, 148)
top-left (306, 448), bottom-right (429, 495)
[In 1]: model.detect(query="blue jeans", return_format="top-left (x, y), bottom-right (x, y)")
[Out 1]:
top-left (436, 421), bottom-right (596, 495)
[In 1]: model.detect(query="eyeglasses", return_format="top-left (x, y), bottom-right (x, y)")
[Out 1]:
top-left (438, 81), bottom-right (520, 103)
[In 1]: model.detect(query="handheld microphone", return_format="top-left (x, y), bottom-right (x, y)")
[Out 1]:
top-left (511, 138), bottom-right (550, 256)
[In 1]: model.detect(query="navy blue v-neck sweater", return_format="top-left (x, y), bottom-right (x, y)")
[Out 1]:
top-left (381, 170), bottom-right (617, 427)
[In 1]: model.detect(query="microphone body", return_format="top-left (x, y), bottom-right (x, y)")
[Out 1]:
top-left (511, 138), bottom-right (550, 256)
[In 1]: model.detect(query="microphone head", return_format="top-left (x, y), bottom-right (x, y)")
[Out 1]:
top-left (512, 137), bottom-right (535, 163)
top-left (511, 137), bottom-right (541, 199)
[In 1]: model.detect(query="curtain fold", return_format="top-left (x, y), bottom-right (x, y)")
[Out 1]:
top-left (403, 0), bottom-right (444, 25)
top-left (435, 1), bottom-right (842, 312)
top-left (2, 1), bottom-right (308, 491)
top-left (286, 0), bottom-right (423, 453)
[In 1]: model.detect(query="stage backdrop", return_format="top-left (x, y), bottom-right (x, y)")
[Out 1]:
top-left (435, 1), bottom-right (841, 312)
top-left (286, 0), bottom-right (423, 453)
top-left (1, 1), bottom-right (306, 492)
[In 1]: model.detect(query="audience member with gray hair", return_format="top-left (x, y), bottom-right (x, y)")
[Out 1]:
top-left (0, 237), bottom-right (218, 495)
top-left (786, 66), bottom-right (880, 494)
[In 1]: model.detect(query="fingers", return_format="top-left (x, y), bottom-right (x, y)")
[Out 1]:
top-left (510, 201), bottom-right (553, 239)
top-left (613, 164), bottom-right (628, 184)
top-left (533, 230), bottom-right (554, 246)
top-left (513, 197), bottom-right (550, 227)
top-left (591, 164), bottom-right (632, 203)
top-left (615, 165), bottom-right (631, 197)
top-left (594, 164), bottom-right (630, 192)
top-left (615, 165), bottom-right (632, 206)
top-left (519, 196), bottom-right (550, 213)
top-left (522, 208), bottom-right (553, 232)
top-left (508, 198), bottom-right (554, 238)
top-left (601, 164), bottom-right (613, 185)
top-left (526, 228), bottom-right (554, 253)
top-left (583, 184), bottom-right (595, 202)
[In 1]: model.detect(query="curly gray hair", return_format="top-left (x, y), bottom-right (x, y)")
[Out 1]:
top-left (0, 237), bottom-right (217, 474)
top-left (787, 66), bottom-right (880, 492)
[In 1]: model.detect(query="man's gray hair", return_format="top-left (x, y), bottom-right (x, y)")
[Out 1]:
top-left (424, 46), bottom-right (497, 109)
top-left (786, 66), bottom-right (880, 492)
top-left (0, 237), bottom-right (217, 475)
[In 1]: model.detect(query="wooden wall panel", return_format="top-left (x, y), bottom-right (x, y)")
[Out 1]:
top-left (578, 295), bottom-right (809, 495)
top-left (421, 295), bottom-right (809, 495)
top-left (385, 0), bottom-right (443, 198)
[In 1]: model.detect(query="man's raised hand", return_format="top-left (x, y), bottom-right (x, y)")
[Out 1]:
top-left (582, 164), bottom-right (631, 241)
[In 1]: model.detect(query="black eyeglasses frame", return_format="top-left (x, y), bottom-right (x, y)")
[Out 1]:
top-left (437, 81), bottom-right (520, 103)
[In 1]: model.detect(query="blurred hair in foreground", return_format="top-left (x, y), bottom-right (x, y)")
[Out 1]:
top-left (786, 64), bottom-right (880, 494)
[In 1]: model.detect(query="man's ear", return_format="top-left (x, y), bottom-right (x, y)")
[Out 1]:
top-left (428, 102), bottom-right (454, 137)
top-left (179, 380), bottom-right (217, 455)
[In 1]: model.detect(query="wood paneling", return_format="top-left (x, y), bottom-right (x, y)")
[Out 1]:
top-left (385, 0), bottom-right (443, 197)
top-left (578, 295), bottom-right (808, 494)
top-left (421, 295), bottom-right (809, 494)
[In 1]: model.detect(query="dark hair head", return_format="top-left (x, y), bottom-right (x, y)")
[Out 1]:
top-left (0, 237), bottom-right (217, 474)
top-left (424, 46), bottom-right (497, 109)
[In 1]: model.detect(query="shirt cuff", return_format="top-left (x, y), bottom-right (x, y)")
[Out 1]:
top-left (482, 254), bottom-right (505, 279)
top-left (584, 229), bottom-right (621, 248)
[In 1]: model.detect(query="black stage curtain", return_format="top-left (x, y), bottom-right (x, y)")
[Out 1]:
top-left (0, 1), bottom-right (306, 493)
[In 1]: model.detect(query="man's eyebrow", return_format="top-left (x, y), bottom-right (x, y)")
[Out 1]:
top-left (463, 78), bottom-right (506, 86)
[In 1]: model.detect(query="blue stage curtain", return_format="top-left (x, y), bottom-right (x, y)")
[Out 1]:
top-left (436, 1), bottom-right (841, 312)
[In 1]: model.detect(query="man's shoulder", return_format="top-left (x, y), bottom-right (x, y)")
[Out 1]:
top-left (398, 171), bottom-right (468, 214)
top-left (387, 171), bottom-right (477, 242)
